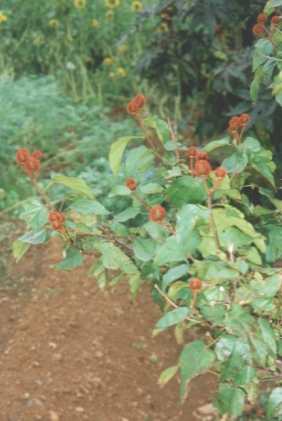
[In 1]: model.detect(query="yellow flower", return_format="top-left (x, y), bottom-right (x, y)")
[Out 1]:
top-left (157, 22), bottom-right (169, 33)
top-left (131, 1), bottom-right (143, 12)
top-left (116, 67), bottom-right (127, 78)
top-left (91, 18), bottom-right (99, 28)
top-left (74, 0), bottom-right (86, 9)
top-left (49, 19), bottom-right (59, 29)
top-left (0, 12), bottom-right (8, 23)
top-left (103, 57), bottom-right (114, 66)
top-left (105, 0), bottom-right (120, 9)
top-left (117, 44), bottom-right (128, 54)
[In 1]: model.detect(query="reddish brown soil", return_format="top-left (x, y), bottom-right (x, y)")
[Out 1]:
top-left (0, 238), bottom-right (216, 421)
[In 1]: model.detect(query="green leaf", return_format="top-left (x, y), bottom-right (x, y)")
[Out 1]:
top-left (258, 318), bottom-right (277, 355)
top-left (95, 241), bottom-right (141, 296)
top-left (12, 240), bottom-right (30, 263)
top-left (265, 225), bottom-right (282, 263)
top-left (200, 304), bottom-right (226, 325)
top-left (70, 199), bottom-right (109, 215)
top-left (114, 206), bottom-right (140, 222)
top-left (55, 247), bottom-right (84, 270)
top-left (19, 229), bottom-right (47, 245)
top-left (269, 0), bottom-right (282, 7)
top-left (144, 221), bottom-right (168, 242)
top-left (266, 388), bottom-right (282, 419)
top-left (166, 176), bottom-right (207, 207)
top-left (19, 198), bottom-right (48, 231)
top-left (109, 136), bottom-right (142, 174)
top-left (215, 336), bottom-right (251, 363)
top-left (176, 205), bottom-right (208, 254)
top-left (224, 305), bottom-right (255, 336)
top-left (216, 384), bottom-right (245, 417)
top-left (143, 116), bottom-right (170, 143)
top-left (222, 151), bottom-right (248, 174)
top-left (162, 264), bottom-right (189, 290)
top-left (155, 307), bottom-right (189, 331)
top-left (154, 236), bottom-right (187, 265)
top-left (179, 340), bottom-right (215, 401)
top-left (253, 39), bottom-right (273, 71)
top-left (125, 146), bottom-right (155, 176)
top-left (158, 365), bottom-right (178, 388)
top-left (52, 175), bottom-right (94, 199)
top-left (140, 183), bottom-right (163, 194)
top-left (133, 238), bottom-right (156, 262)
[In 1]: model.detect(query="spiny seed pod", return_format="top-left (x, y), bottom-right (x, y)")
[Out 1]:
top-left (149, 205), bottom-right (166, 223)
top-left (189, 278), bottom-right (202, 291)
top-left (48, 211), bottom-right (65, 231)
top-left (253, 23), bottom-right (265, 37)
top-left (228, 116), bottom-right (241, 131)
top-left (187, 146), bottom-right (198, 159)
top-left (32, 150), bottom-right (44, 159)
top-left (197, 151), bottom-right (209, 160)
top-left (272, 15), bottom-right (280, 25)
top-left (16, 148), bottom-right (43, 178)
top-left (126, 177), bottom-right (137, 191)
top-left (214, 167), bottom-right (227, 179)
top-left (194, 159), bottom-right (212, 177)
top-left (239, 113), bottom-right (251, 126)
top-left (16, 148), bottom-right (29, 164)
top-left (257, 13), bottom-right (267, 24)
top-left (127, 94), bottom-right (145, 115)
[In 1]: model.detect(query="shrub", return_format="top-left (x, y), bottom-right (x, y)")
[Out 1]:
top-left (13, 94), bottom-right (282, 418)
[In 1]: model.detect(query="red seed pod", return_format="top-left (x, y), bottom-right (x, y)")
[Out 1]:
top-left (187, 146), bottom-right (199, 159)
top-left (127, 94), bottom-right (146, 115)
top-left (214, 167), bottom-right (227, 179)
top-left (149, 205), bottom-right (166, 223)
top-left (193, 159), bottom-right (212, 177)
top-left (32, 150), bottom-right (44, 159)
top-left (271, 15), bottom-right (280, 25)
top-left (239, 113), bottom-right (251, 127)
top-left (257, 13), bottom-right (267, 24)
top-left (24, 156), bottom-right (41, 177)
top-left (189, 278), bottom-right (202, 291)
top-left (228, 116), bottom-right (241, 131)
top-left (197, 151), bottom-right (209, 160)
top-left (126, 177), bottom-right (138, 191)
top-left (16, 148), bottom-right (30, 165)
top-left (252, 23), bottom-right (265, 36)
top-left (48, 211), bottom-right (65, 224)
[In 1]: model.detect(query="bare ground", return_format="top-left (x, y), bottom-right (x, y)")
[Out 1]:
top-left (0, 237), bottom-right (216, 421)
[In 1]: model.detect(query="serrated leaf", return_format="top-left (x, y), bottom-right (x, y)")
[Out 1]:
top-left (179, 340), bottom-right (215, 401)
top-left (133, 238), bottom-right (156, 262)
top-left (162, 264), bottom-right (189, 290)
top-left (216, 384), bottom-right (245, 417)
top-left (155, 307), bottom-right (189, 332)
top-left (19, 229), bottom-right (47, 245)
top-left (52, 175), bottom-right (94, 199)
top-left (266, 388), bottom-right (282, 419)
top-left (70, 199), bottom-right (109, 215)
top-left (55, 247), bottom-right (84, 270)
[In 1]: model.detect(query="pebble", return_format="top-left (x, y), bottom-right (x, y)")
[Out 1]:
top-left (49, 411), bottom-right (60, 421)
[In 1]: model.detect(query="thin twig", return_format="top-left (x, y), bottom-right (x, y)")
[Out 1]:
top-left (154, 284), bottom-right (199, 324)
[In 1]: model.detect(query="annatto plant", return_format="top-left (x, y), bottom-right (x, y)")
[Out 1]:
top-left (13, 92), bottom-right (282, 419)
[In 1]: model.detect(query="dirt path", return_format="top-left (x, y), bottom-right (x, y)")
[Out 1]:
top-left (0, 239), bottom-right (216, 421)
